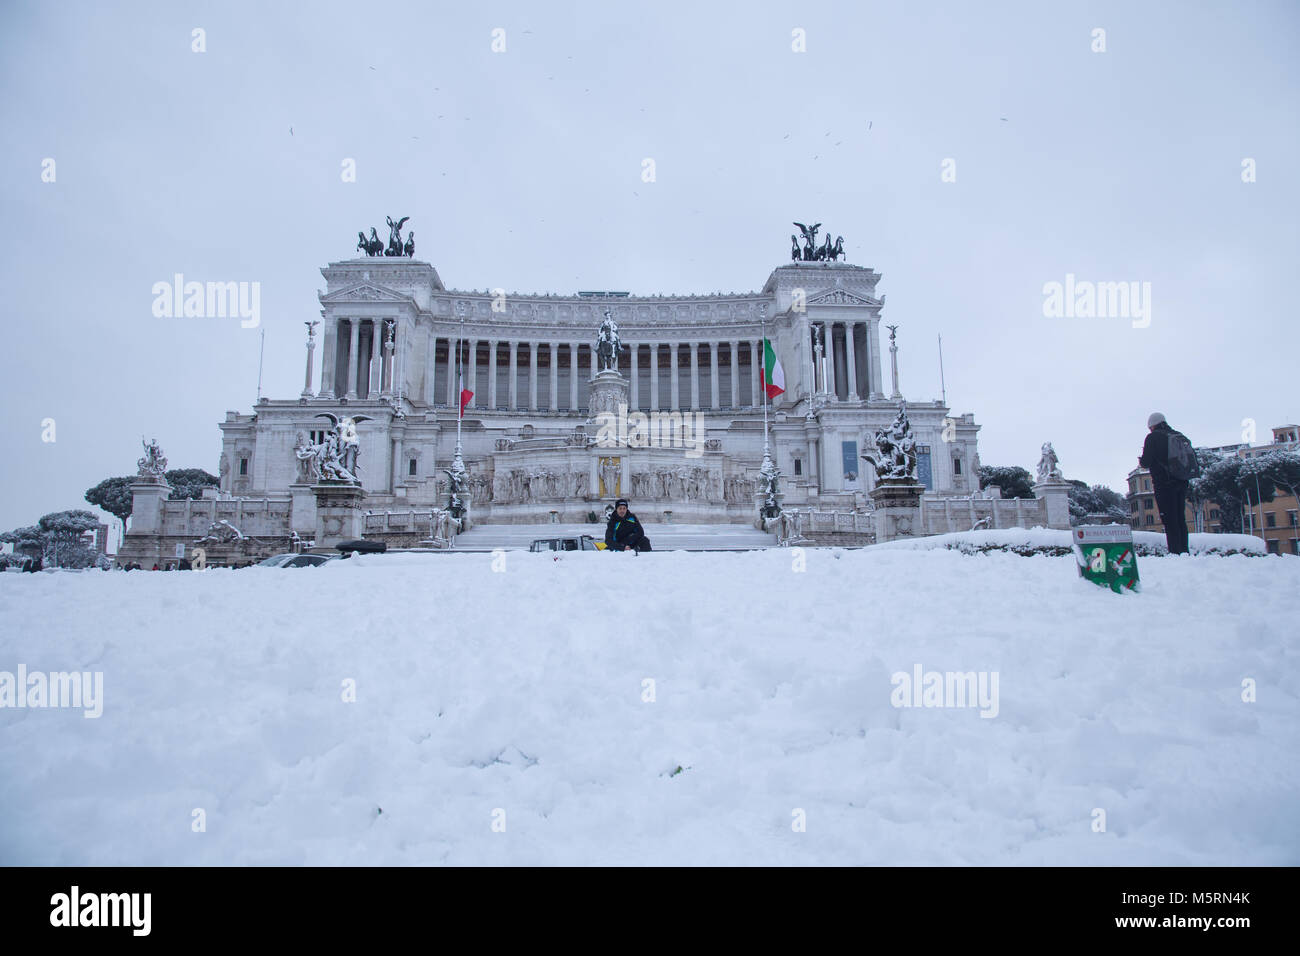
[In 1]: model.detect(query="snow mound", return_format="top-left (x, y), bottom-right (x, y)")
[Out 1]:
top-left (868, 526), bottom-right (1266, 556)
top-left (1, 546), bottom-right (1295, 865)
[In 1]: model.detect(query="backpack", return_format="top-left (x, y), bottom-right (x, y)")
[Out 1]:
top-left (1166, 430), bottom-right (1200, 481)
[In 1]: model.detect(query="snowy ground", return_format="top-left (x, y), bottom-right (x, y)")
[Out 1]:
top-left (1, 544), bottom-right (1296, 865)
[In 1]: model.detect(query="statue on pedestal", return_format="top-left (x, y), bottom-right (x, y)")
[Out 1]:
top-left (595, 309), bottom-right (623, 372)
top-left (863, 403), bottom-right (918, 482)
top-left (137, 438), bottom-right (168, 481)
top-left (1037, 442), bottom-right (1064, 483)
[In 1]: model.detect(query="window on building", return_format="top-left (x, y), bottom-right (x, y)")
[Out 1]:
top-left (953, 457), bottom-right (962, 475)
top-left (1210, 509), bottom-right (1220, 519)
top-left (1145, 515), bottom-right (1154, 526)
top-left (1266, 512), bottom-right (1276, 528)
top-left (1266, 540), bottom-right (1280, 555)
top-left (793, 458), bottom-right (802, 476)
top-left (1130, 519), bottom-right (1139, 529)
top-left (239, 458), bottom-right (248, 476)
top-left (1144, 499), bottom-right (1153, 510)
top-left (408, 458), bottom-right (417, 476)
top-left (1291, 538), bottom-right (1300, 555)
top-left (1130, 500), bottom-right (1139, 513)
top-left (1144, 478), bottom-right (1151, 491)
top-left (1289, 510), bottom-right (1298, 527)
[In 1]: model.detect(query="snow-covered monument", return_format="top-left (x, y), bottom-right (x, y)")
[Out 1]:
top-left (118, 219), bottom-right (1072, 562)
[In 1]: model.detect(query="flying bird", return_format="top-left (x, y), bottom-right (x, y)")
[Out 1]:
top-left (289, 126), bottom-right (293, 135)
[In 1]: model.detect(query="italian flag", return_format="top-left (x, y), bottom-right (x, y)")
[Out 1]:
top-left (761, 338), bottom-right (785, 398)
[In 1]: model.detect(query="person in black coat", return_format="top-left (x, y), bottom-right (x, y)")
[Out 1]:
top-left (605, 499), bottom-right (652, 552)
top-left (1139, 411), bottom-right (1190, 555)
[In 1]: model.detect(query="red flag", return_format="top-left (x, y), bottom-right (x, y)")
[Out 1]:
top-left (459, 387), bottom-right (473, 417)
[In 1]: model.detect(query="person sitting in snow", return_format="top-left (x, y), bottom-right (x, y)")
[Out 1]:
top-left (605, 499), bottom-right (652, 552)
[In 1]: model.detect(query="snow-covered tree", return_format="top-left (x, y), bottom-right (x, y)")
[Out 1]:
top-left (1191, 453), bottom-right (1246, 533)
top-left (85, 475), bottom-right (134, 541)
top-left (1068, 481), bottom-right (1129, 522)
top-left (978, 465), bottom-right (1034, 499)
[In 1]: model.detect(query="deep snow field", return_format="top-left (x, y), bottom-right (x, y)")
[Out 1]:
top-left (2, 538), bottom-right (1297, 865)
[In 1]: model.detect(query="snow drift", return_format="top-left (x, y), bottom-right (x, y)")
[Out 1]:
top-left (1, 546), bottom-right (1296, 865)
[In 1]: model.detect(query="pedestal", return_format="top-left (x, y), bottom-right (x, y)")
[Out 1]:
top-left (289, 483), bottom-right (317, 538)
top-left (589, 368), bottom-right (630, 419)
top-left (870, 480), bottom-right (924, 542)
top-left (1032, 479), bottom-right (1072, 530)
top-left (313, 483), bottom-right (366, 550)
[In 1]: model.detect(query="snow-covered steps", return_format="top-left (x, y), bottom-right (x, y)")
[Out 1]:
top-left (450, 522), bottom-right (775, 551)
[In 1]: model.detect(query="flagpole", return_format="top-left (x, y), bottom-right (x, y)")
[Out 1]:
top-left (761, 306), bottom-right (769, 452)
top-left (455, 301), bottom-right (465, 453)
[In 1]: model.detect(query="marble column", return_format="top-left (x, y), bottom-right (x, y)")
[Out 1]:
top-left (368, 320), bottom-right (381, 398)
top-left (446, 336), bottom-right (457, 407)
top-left (345, 319), bottom-right (360, 399)
top-left (488, 339), bottom-right (498, 409)
top-left (512, 340), bottom-right (522, 408)
top-left (422, 333), bottom-right (435, 404)
top-left (649, 343), bottom-right (659, 411)
top-left (825, 324), bottom-right (837, 400)
top-left (549, 342), bottom-right (558, 410)
top-left (689, 343), bottom-right (700, 411)
top-left (381, 321), bottom-right (395, 396)
top-left (319, 318), bottom-right (337, 399)
top-left (709, 341), bottom-right (719, 410)
top-left (869, 318), bottom-right (885, 399)
top-left (630, 343), bottom-right (639, 409)
top-left (529, 342), bottom-right (539, 411)
top-left (391, 432), bottom-right (403, 493)
top-left (750, 340), bottom-right (761, 406)
top-left (569, 342), bottom-right (579, 410)
top-left (729, 341), bottom-right (739, 408)
top-left (844, 321), bottom-right (858, 400)
top-left (669, 343), bottom-right (680, 410)
top-left (302, 326), bottom-right (316, 398)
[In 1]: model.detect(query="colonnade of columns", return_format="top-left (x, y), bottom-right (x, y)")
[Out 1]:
top-left (315, 319), bottom-right (882, 409)
top-left (420, 337), bottom-right (774, 413)
top-left (809, 319), bottom-right (878, 402)
top-left (318, 317), bottom-right (397, 400)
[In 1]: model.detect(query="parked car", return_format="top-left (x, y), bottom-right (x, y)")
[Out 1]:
top-left (256, 553), bottom-right (335, 568)
top-left (529, 535), bottom-right (599, 552)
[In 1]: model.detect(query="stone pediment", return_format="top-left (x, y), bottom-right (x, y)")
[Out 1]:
top-left (320, 283), bottom-right (413, 305)
top-left (806, 288), bottom-right (879, 307)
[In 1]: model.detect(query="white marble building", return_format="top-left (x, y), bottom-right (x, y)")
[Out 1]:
top-left (216, 254), bottom-right (984, 524)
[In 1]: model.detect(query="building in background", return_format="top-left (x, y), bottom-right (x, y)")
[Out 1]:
top-left (1126, 425), bottom-right (1299, 553)
top-left (217, 244), bottom-right (985, 524)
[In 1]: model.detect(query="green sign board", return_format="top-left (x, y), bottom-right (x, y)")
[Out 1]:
top-left (1073, 524), bottom-right (1141, 593)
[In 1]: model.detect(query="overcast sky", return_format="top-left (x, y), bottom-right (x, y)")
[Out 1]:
top-left (2, 0), bottom-right (1296, 538)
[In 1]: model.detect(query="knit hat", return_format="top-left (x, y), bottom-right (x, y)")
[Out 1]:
top-left (615, 498), bottom-right (629, 509)
top-left (1148, 412), bottom-right (1166, 428)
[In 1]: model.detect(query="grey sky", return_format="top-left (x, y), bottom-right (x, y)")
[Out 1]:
top-left (2, 0), bottom-right (1297, 537)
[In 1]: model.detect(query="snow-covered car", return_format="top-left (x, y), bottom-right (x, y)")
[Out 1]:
top-left (256, 553), bottom-right (335, 568)
top-left (529, 535), bottom-right (599, 552)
